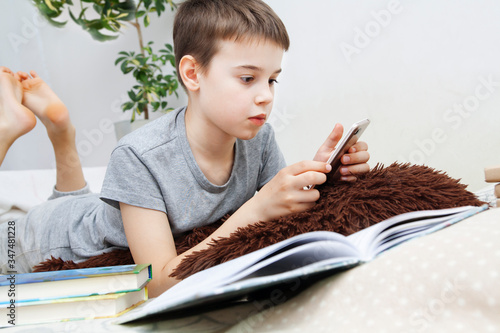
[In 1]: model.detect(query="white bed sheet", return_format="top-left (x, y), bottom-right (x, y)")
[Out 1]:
top-left (0, 166), bottom-right (107, 224)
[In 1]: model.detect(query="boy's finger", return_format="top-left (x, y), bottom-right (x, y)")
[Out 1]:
top-left (313, 124), bottom-right (344, 162)
top-left (340, 162), bottom-right (370, 176)
top-left (349, 141), bottom-right (368, 153)
top-left (342, 150), bottom-right (370, 165)
top-left (300, 170), bottom-right (328, 186)
top-left (322, 123), bottom-right (343, 152)
top-left (340, 175), bottom-right (358, 182)
top-left (296, 189), bottom-right (321, 204)
top-left (287, 160), bottom-right (332, 176)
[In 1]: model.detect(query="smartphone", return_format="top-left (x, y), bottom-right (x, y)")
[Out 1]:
top-left (305, 118), bottom-right (370, 190)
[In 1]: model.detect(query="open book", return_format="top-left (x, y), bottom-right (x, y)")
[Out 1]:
top-left (116, 205), bottom-right (487, 324)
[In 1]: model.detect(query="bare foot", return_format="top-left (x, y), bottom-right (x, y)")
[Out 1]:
top-left (16, 71), bottom-right (85, 192)
top-left (0, 67), bottom-right (37, 156)
top-left (17, 70), bottom-right (72, 138)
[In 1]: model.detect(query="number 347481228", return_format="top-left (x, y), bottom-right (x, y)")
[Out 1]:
top-left (7, 221), bottom-right (16, 269)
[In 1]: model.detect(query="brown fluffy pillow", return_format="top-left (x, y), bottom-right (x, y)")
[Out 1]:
top-left (170, 162), bottom-right (485, 279)
top-left (33, 163), bottom-right (485, 277)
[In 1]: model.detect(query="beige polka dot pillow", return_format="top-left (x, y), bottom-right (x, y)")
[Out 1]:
top-left (228, 208), bottom-right (500, 333)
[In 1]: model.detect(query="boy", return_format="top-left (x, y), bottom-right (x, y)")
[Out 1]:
top-left (0, 0), bottom-right (369, 297)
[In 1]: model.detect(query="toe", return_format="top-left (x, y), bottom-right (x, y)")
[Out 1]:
top-left (0, 67), bottom-right (14, 75)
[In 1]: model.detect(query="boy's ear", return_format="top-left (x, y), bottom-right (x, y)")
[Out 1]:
top-left (179, 55), bottom-right (200, 92)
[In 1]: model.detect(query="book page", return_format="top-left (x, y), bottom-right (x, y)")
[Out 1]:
top-left (232, 240), bottom-right (360, 281)
top-left (366, 215), bottom-right (452, 254)
top-left (374, 207), bottom-right (486, 255)
top-left (348, 205), bottom-right (486, 261)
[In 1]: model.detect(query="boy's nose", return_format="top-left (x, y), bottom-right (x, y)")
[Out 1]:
top-left (255, 84), bottom-right (274, 105)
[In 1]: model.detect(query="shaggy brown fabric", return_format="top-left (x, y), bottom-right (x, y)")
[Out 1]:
top-left (33, 250), bottom-right (134, 272)
top-left (33, 163), bottom-right (485, 277)
top-left (170, 162), bottom-right (485, 279)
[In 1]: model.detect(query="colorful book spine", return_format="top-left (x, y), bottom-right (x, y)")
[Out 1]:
top-left (0, 264), bottom-right (152, 304)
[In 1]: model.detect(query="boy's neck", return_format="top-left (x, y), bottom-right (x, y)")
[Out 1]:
top-left (184, 104), bottom-right (236, 185)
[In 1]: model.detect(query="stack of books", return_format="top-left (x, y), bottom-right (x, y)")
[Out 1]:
top-left (0, 264), bottom-right (151, 327)
top-left (484, 165), bottom-right (500, 207)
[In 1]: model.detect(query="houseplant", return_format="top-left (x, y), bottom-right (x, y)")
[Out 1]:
top-left (31, 0), bottom-right (180, 137)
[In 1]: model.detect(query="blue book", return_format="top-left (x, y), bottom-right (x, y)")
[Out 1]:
top-left (0, 287), bottom-right (148, 327)
top-left (0, 264), bottom-right (151, 304)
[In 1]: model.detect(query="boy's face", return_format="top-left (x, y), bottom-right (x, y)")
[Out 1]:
top-left (196, 38), bottom-right (284, 140)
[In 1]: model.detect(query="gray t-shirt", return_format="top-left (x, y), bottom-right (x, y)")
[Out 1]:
top-left (100, 106), bottom-right (286, 236)
top-left (2, 107), bottom-right (285, 273)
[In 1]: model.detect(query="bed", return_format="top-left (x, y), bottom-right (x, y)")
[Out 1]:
top-left (1, 167), bottom-right (499, 332)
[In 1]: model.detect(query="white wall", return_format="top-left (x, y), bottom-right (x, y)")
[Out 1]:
top-left (1, 0), bottom-right (499, 192)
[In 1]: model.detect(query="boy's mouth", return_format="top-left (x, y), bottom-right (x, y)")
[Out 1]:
top-left (248, 114), bottom-right (267, 126)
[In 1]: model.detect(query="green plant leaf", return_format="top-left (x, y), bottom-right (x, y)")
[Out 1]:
top-left (167, 0), bottom-right (177, 10)
top-left (101, 0), bottom-right (110, 17)
top-left (121, 64), bottom-right (134, 74)
top-left (92, 2), bottom-right (103, 15)
top-left (114, 56), bottom-right (127, 66)
top-left (127, 90), bottom-right (138, 102)
top-left (116, 12), bottom-right (130, 19)
top-left (143, 46), bottom-right (153, 56)
top-left (43, 0), bottom-right (57, 12)
top-left (154, 0), bottom-right (165, 15)
top-left (122, 101), bottom-right (135, 111)
top-left (165, 54), bottom-right (175, 67)
top-left (35, 3), bottom-right (67, 28)
top-left (68, 8), bottom-right (83, 25)
top-left (137, 102), bottom-right (148, 113)
top-left (86, 19), bottom-right (104, 30)
top-left (87, 27), bottom-right (119, 42)
top-left (137, 71), bottom-right (149, 83)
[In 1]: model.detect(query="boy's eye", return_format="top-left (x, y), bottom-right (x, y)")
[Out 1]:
top-left (241, 76), bottom-right (254, 83)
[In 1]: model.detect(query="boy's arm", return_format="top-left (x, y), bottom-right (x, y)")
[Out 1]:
top-left (120, 160), bottom-right (332, 296)
top-left (119, 203), bottom-right (180, 296)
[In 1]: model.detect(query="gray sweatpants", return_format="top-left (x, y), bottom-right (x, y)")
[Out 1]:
top-left (0, 184), bottom-right (92, 274)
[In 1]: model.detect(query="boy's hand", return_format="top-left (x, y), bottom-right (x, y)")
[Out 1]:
top-left (252, 161), bottom-right (332, 222)
top-left (313, 123), bottom-right (370, 181)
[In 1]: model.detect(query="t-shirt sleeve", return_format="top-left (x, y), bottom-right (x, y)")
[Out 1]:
top-left (99, 144), bottom-right (166, 213)
top-left (257, 126), bottom-right (287, 190)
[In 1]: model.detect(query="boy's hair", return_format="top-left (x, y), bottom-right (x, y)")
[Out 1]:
top-left (173, 0), bottom-right (290, 88)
